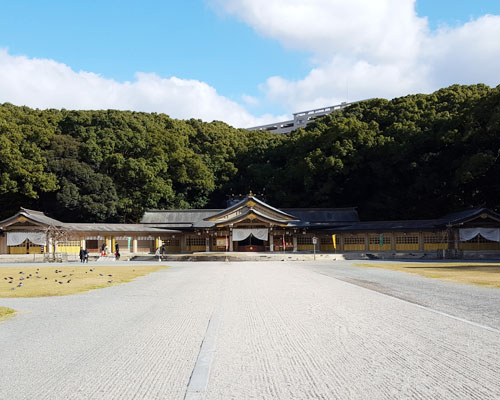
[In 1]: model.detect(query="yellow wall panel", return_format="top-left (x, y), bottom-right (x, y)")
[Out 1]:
top-left (344, 244), bottom-right (365, 251)
top-left (368, 244), bottom-right (391, 251)
top-left (395, 244), bottom-right (419, 251)
top-left (424, 243), bottom-right (447, 250)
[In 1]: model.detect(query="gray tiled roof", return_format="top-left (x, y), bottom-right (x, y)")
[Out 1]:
top-left (282, 208), bottom-right (359, 223)
top-left (63, 223), bottom-right (179, 233)
top-left (141, 209), bottom-right (221, 224)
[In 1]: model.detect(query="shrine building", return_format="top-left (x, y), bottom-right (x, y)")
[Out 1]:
top-left (1, 194), bottom-right (500, 257)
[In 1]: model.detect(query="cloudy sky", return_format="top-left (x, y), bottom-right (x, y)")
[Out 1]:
top-left (1, 0), bottom-right (499, 127)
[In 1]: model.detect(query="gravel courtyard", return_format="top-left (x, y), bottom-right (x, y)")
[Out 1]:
top-left (1, 261), bottom-right (500, 399)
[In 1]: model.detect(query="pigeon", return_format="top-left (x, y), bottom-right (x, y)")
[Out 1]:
top-left (107, 280), bottom-right (113, 283)
top-left (85, 272), bottom-right (88, 274)
top-left (62, 275), bottom-right (67, 278)
top-left (20, 277), bottom-right (24, 281)
top-left (108, 274), bottom-right (112, 277)
top-left (58, 281), bottom-right (63, 284)
top-left (67, 279), bottom-right (71, 283)
top-left (36, 276), bottom-right (41, 279)
top-left (90, 269), bottom-right (94, 272)
top-left (3, 277), bottom-right (7, 280)
top-left (19, 271), bottom-right (24, 274)
top-left (17, 283), bottom-right (23, 287)
top-left (99, 274), bottom-right (103, 276)
top-left (44, 277), bottom-right (48, 280)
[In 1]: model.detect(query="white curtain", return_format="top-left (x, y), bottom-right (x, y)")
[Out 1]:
top-left (459, 228), bottom-right (500, 242)
top-left (232, 228), bottom-right (269, 242)
top-left (7, 232), bottom-right (47, 246)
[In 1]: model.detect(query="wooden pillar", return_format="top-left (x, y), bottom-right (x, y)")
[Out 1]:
top-left (205, 236), bottom-right (210, 252)
top-left (229, 229), bottom-right (233, 252)
top-left (106, 237), bottom-right (111, 253)
top-left (269, 234), bottom-right (274, 252)
top-left (132, 237), bottom-right (138, 253)
top-left (81, 239), bottom-right (86, 250)
top-left (180, 235), bottom-right (186, 252)
top-left (292, 235), bottom-right (297, 252)
top-left (391, 233), bottom-right (396, 251)
top-left (418, 232), bottom-right (424, 251)
top-left (112, 237), bottom-right (116, 253)
top-left (364, 233), bottom-right (369, 252)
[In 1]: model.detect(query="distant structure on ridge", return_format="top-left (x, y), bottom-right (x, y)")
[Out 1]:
top-left (247, 100), bottom-right (363, 134)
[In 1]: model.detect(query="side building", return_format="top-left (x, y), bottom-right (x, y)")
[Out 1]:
top-left (1, 194), bottom-right (500, 257)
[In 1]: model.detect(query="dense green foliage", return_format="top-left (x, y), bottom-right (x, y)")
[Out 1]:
top-left (0, 84), bottom-right (499, 222)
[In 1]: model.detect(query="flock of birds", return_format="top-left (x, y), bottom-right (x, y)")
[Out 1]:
top-left (3, 268), bottom-right (114, 291)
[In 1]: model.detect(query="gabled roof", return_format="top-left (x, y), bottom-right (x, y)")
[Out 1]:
top-left (0, 208), bottom-right (63, 229)
top-left (204, 195), bottom-right (298, 221)
top-left (438, 207), bottom-right (500, 226)
top-left (214, 208), bottom-right (290, 227)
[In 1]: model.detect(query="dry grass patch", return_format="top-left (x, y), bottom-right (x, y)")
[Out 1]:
top-left (355, 262), bottom-right (500, 288)
top-left (0, 306), bottom-right (16, 322)
top-left (0, 265), bottom-right (166, 298)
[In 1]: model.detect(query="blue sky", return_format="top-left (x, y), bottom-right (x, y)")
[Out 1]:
top-left (1, 0), bottom-right (499, 126)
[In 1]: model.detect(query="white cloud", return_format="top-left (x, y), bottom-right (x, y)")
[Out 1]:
top-left (211, 0), bottom-right (500, 112)
top-left (241, 94), bottom-right (260, 106)
top-left (0, 49), bottom-right (280, 128)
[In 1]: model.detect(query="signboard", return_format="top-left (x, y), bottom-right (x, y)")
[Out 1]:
top-left (216, 238), bottom-right (226, 247)
top-left (312, 237), bottom-right (318, 245)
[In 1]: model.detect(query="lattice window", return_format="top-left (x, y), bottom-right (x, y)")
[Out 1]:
top-left (297, 236), bottom-right (313, 245)
top-left (58, 240), bottom-right (80, 247)
top-left (187, 237), bottom-right (205, 246)
top-left (424, 232), bottom-right (448, 244)
top-left (162, 239), bottom-right (180, 246)
top-left (369, 235), bottom-right (391, 245)
top-left (395, 235), bottom-right (418, 244)
top-left (344, 236), bottom-right (365, 245)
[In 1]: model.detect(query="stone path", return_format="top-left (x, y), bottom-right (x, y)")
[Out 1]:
top-left (1, 261), bottom-right (499, 399)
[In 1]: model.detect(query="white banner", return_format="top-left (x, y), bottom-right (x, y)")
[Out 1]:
top-left (7, 232), bottom-right (47, 246)
top-left (232, 228), bottom-right (269, 242)
top-left (459, 228), bottom-right (500, 242)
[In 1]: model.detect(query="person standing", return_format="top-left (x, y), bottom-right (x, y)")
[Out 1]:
top-left (79, 248), bottom-right (85, 263)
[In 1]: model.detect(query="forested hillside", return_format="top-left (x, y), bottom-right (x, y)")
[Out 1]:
top-left (1, 84), bottom-right (499, 222)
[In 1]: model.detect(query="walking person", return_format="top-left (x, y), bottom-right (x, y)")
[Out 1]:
top-left (79, 248), bottom-right (85, 263)
top-left (115, 243), bottom-right (120, 260)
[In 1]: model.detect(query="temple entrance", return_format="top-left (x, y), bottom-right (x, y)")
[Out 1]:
top-left (8, 239), bottom-right (44, 254)
top-left (237, 235), bottom-right (265, 252)
top-left (232, 227), bottom-right (269, 252)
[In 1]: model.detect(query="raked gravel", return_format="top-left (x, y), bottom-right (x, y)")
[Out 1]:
top-left (1, 261), bottom-right (499, 399)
